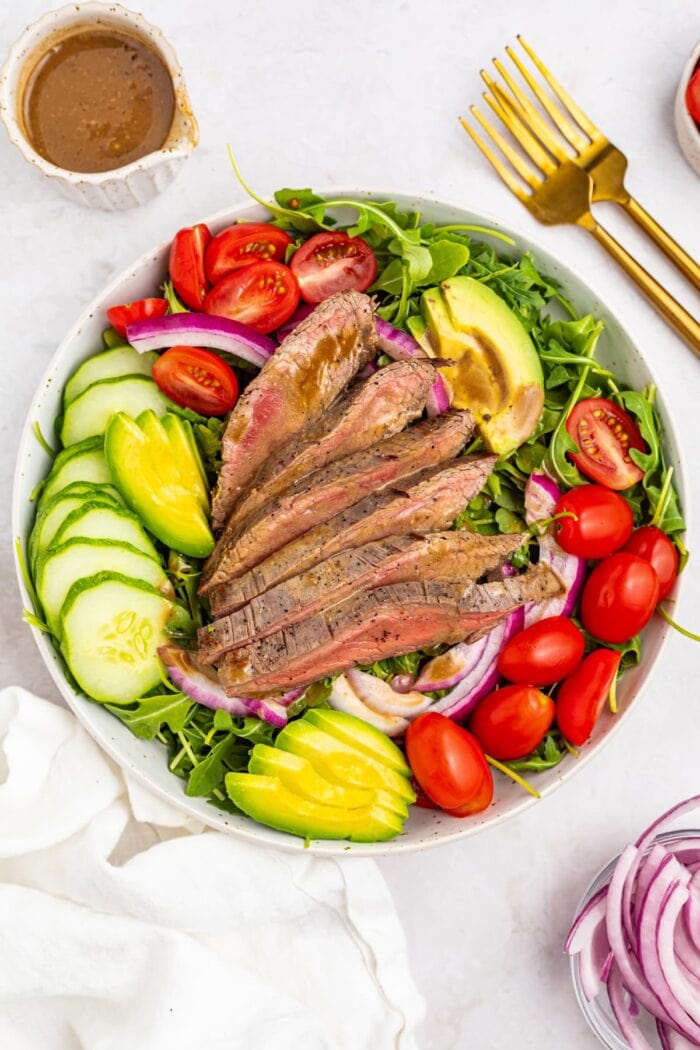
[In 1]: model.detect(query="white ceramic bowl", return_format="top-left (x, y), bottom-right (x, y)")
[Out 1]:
top-left (12, 190), bottom-right (688, 856)
top-left (0, 2), bottom-right (198, 210)
top-left (674, 41), bottom-right (700, 176)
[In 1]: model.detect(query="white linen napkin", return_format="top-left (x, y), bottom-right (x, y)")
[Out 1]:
top-left (0, 687), bottom-right (424, 1050)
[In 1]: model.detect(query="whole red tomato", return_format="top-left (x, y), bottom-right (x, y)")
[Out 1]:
top-left (623, 526), bottom-right (678, 601)
top-left (470, 685), bottom-right (555, 761)
top-left (581, 552), bottom-right (660, 643)
top-left (497, 616), bottom-right (585, 686)
top-left (556, 649), bottom-right (622, 746)
top-left (405, 713), bottom-right (493, 817)
top-left (169, 224), bottom-right (211, 309)
top-left (554, 485), bottom-right (633, 559)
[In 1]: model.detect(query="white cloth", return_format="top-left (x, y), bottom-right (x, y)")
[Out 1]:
top-left (0, 687), bottom-right (424, 1050)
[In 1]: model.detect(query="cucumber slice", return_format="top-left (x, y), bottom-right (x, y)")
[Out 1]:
top-left (60, 375), bottom-right (174, 447)
top-left (162, 414), bottom-right (210, 509)
top-left (60, 572), bottom-right (176, 703)
top-left (64, 346), bottom-right (158, 404)
top-left (29, 488), bottom-right (121, 567)
top-left (52, 501), bottom-right (159, 559)
top-left (36, 538), bottom-right (170, 635)
top-left (38, 437), bottom-right (111, 507)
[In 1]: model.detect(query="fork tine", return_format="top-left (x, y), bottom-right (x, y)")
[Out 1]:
top-left (470, 94), bottom-right (543, 185)
top-left (485, 62), bottom-right (570, 163)
top-left (483, 86), bottom-right (557, 176)
top-left (504, 45), bottom-right (588, 153)
top-left (459, 112), bottom-right (531, 201)
top-left (517, 35), bottom-right (599, 141)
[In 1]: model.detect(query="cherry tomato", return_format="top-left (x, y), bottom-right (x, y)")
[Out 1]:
top-left (169, 223), bottom-right (211, 309)
top-left (107, 298), bottom-right (168, 338)
top-left (497, 616), bottom-right (585, 686)
top-left (290, 231), bottom-right (378, 303)
top-left (470, 685), bottom-right (555, 760)
top-left (566, 398), bottom-right (646, 490)
top-left (554, 485), bottom-right (633, 559)
top-left (405, 713), bottom-right (493, 817)
top-left (556, 649), bottom-right (622, 746)
top-left (622, 526), bottom-right (678, 601)
top-left (581, 552), bottom-right (660, 643)
top-left (205, 223), bottom-right (293, 285)
top-left (686, 67), bottom-right (700, 125)
top-left (152, 346), bottom-right (238, 416)
top-left (204, 261), bottom-right (300, 334)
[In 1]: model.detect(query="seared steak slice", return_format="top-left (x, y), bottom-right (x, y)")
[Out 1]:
top-left (218, 563), bottom-right (562, 696)
top-left (220, 359), bottom-right (436, 540)
top-left (200, 411), bottom-right (474, 592)
top-left (200, 532), bottom-right (525, 662)
top-left (208, 455), bottom-right (497, 611)
top-left (210, 290), bottom-right (377, 530)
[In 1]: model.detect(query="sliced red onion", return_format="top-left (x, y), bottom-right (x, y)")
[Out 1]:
top-left (523, 473), bottom-right (585, 625)
top-left (358, 361), bottom-right (378, 379)
top-left (579, 913), bottom-right (612, 1002)
top-left (655, 882), bottom-right (700, 1026)
top-left (657, 1021), bottom-right (699, 1049)
top-left (127, 312), bottom-right (276, 368)
top-left (239, 696), bottom-right (288, 729)
top-left (685, 874), bottom-right (700, 951)
top-left (607, 962), bottom-right (655, 1050)
top-left (158, 645), bottom-right (250, 716)
top-left (345, 668), bottom-right (431, 718)
top-left (375, 316), bottom-right (451, 416)
top-left (428, 608), bottom-right (524, 721)
top-left (565, 885), bottom-right (608, 954)
top-left (275, 303), bottom-right (315, 341)
top-left (414, 634), bottom-right (489, 692)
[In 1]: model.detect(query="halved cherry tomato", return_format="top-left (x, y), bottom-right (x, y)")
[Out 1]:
top-left (470, 685), bottom-right (555, 760)
top-left (686, 67), bottom-right (700, 125)
top-left (169, 223), bottom-right (211, 309)
top-left (405, 712), bottom-right (493, 817)
top-left (556, 649), bottom-right (622, 746)
top-left (205, 223), bottom-right (293, 285)
top-left (554, 485), bottom-right (633, 559)
top-left (204, 261), bottom-right (300, 334)
top-left (566, 397), bottom-right (646, 490)
top-left (152, 346), bottom-right (238, 416)
top-left (290, 231), bottom-right (378, 303)
top-left (107, 298), bottom-right (168, 338)
top-left (623, 526), bottom-right (679, 601)
top-left (581, 552), bottom-right (660, 643)
top-left (497, 616), bottom-right (585, 686)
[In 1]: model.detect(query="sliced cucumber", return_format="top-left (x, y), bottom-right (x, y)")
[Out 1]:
top-left (29, 487), bottom-right (121, 567)
top-left (64, 346), bottom-right (158, 405)
top-left (60, 572), bottom-right (176, 703)
top-left (37, 538), bottom-right (170, 635)
top-left (162, 413), bottom-right (210, 509)
top-left (60, 375), bottom-right (174, 447)
top-left (38, 437), bottom-right (111, 507)
top-left (52, 501), bottom-right (159, 559)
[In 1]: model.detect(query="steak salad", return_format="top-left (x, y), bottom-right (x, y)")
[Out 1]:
top-left (21, 179), bottom-right (687, 843)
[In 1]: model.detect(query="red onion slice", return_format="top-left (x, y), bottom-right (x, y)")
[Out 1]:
top-left (607, 962), bottom-right (655, 1050)
top-left (523, 473), bottom-right (585, 625)
top-left (685, 874), bottom-right (700, 952)
top-left (375, 317), bottom-right (451, 416)
top-left (159, 645), bottom-right (250, 716)
top-left (127, 312), bottom-right (276, 368)
top-left (239, 696), bottom-right (288, 729)
top-left (655, 883), bottom-right (700, 1026)
top-left (414, 634), bottom-right (489, 692)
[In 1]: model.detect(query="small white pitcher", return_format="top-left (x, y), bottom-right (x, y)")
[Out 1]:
top-left (0, 1), bottom-right (199, 210)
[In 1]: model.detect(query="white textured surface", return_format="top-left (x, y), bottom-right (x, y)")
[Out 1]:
top-left (0, 1), bottom-right (698, 1047)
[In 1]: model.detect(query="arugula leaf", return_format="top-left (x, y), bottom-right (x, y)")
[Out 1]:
top-left (106, 693), bottom-right (194, 741)
top-left (186, 732), bottom-right (251, 797)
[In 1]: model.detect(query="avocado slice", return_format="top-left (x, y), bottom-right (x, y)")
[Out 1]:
top-left (248, 744), bottom-right (375, 809)
top-left (161, 414), bottom-right (210, 510)
top-left (305, 708), bottom-right (411, 777)
top-left (105, 411), bottom-right (214, 558)
top-left (275, 719), bottom-right (415, 805)
top-left (421, 275), bottom-right (544, 454)
top-left (225, 772), bottom-right (404, 842)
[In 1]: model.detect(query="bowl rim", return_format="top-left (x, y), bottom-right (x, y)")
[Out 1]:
top-left (675, 41), bottom-right (700, 142)
top-left (0, 0), bottom-right (198, 186)
top-left (11, 184), bottom-right (690, 856)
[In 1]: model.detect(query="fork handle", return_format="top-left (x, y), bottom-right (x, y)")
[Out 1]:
top-left (621, 196), bottom-right (700, 292)
top-left (582, 218), bottom-right (700, 358)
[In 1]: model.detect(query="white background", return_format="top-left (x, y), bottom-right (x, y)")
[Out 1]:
top-left (1, 1), bottom-right (699, 1047)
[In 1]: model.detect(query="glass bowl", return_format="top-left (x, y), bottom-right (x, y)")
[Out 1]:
top-left (570, 829), bottom-right (700, 1049)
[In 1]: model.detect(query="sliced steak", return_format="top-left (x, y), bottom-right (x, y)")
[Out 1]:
top-left (210, 290), bottom-right (377, 530)
top-left (200, 532), bottom-right (525, 662)
top-left (220, 359), bottom-right (436, 541)
top-left (200, 411), bottom-right (474, 592)
top-left (208, 454), bottom-right (497, 611)
top-left (218, 563), bottom-right (562, 696)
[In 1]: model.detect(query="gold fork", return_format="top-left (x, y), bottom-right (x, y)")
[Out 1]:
top-left (461, 49), bottom-right (700, 357)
